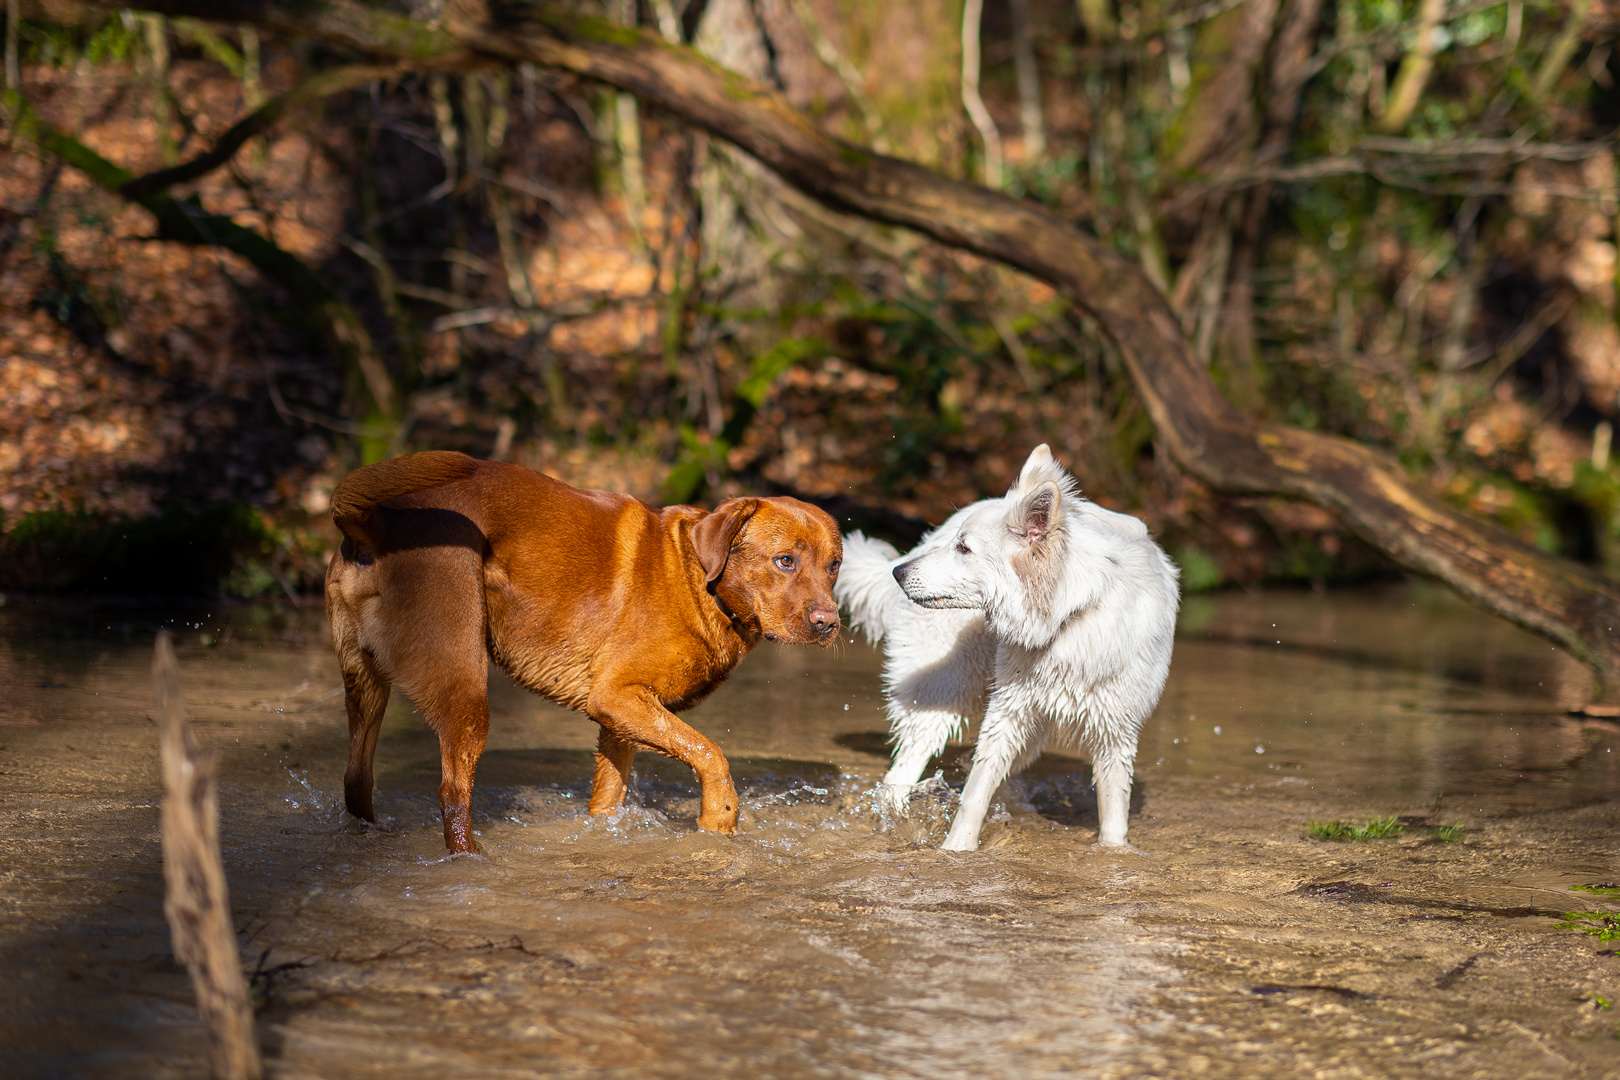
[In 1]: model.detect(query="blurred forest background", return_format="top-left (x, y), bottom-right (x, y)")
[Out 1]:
top-left (1, 0), bottom-right (1618, 598)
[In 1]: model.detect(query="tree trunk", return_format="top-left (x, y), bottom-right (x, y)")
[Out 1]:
top-left (1009, 0), bottom-right (1044, 161)
top-left (106, 0), bottom-right (1620, 703)
top-left (960, 0), bottom-right (1000, 188)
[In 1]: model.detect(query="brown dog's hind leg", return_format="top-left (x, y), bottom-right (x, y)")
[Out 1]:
top-left (341, 663), bottom-right (391, 822)
top-left (428, 696), bottom-right (491, 854)
top-left (588, 728), bottom-right (638, 814)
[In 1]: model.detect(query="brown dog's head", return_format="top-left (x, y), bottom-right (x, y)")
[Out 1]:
top-left (692, 496), bottom-right (842, 646)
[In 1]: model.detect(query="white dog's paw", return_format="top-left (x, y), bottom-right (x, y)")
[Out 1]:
top-left (939, 819), bottom-right (983, 852)
top-left (1092, 837), bottom-right (1146, 854)
top-left (877, 783), bottom-right (915, 816)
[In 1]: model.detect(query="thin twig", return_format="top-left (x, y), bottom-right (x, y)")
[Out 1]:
top-left (470, 164), bottom-right (567, 211)
top-left (782, 0), bottom-right (890, 153)
top-left (1474, 288), bottom-right (1575, 384)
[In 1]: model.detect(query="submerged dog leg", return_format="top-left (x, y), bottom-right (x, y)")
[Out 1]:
top-left (588, 728), bottom-right (638, 814)
top-left (879, 615), bottom-right (991, 815)
top-left (940, 706), bottom-right (1027, 852)
top-left (880, 739), bottom-right (938, 814)
top-left (340, 664), bottom-right (390, 822)
top-left (1092, 747), bottom-right (1135, 847)
top-left (429, 696), bottom-right (491, 854)
top-left (881, 707), bottom-right (966, 815)
top-left (590, 687), bottom-right (739, 834)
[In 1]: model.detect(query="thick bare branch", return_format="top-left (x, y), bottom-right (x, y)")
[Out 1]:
top-left (154, 632), bottom-right (262, 1080)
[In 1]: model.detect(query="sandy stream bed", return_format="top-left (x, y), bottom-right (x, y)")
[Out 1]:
top-left (1, 585), bottom-right (1617, 1078)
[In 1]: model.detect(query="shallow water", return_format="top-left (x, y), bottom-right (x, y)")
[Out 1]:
top-left (1, 584), bottom-right (1617, 1079)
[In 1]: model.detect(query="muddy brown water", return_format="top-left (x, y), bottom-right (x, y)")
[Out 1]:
top-left (1, 584), bottom-right (1618, 1079)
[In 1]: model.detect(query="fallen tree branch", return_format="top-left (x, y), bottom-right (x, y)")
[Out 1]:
top-left (115, 0), bottom-right (1620, 702)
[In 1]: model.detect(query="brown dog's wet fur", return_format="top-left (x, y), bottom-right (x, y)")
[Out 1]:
top-left (324, 451), bottom-right (842, 852)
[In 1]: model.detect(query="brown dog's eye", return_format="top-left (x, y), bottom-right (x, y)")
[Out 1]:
top-left (775, 554), bottom-right (796, 571)
top-left (828, 560), bottom-right (841, 577)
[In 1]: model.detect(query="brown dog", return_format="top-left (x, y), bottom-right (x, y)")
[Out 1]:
top-left (324, 451), bottom-right (842, 853)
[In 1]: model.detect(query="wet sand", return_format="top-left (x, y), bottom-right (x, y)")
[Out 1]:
top-left (1, 585), bottom-right (1617, 1078)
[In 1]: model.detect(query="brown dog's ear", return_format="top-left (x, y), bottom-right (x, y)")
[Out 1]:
top-left (692, 498), bottom-right (760, 584)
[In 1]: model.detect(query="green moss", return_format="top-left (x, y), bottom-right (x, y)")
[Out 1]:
top-left (838, 144), bottom-right (874, 168)
top-left (16, 14), bottom-right (136, 68)
top-left (1174, 547), bottom-right (1226, 594)
top-left (1308, 814), bottom-right (1403, 841)
top-left (1572, 882), bottom-right (1620, 898)
top-left (1555, 911), bottom-right (1620, 942)
top-left (565, 15), bottom-right (645, 49)
top-left (660, 337), bottom-right (827, 504)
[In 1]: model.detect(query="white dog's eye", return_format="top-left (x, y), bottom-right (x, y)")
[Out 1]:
top-left (955, 540), bottom-right (971, 556)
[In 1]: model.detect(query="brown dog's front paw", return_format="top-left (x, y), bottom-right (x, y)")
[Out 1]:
top-left (442, 806), bottom-right (482, 854)
top-left (696, 792), bottom-right (739, 834)
top-left (697, 812), bottom-right (738, 835)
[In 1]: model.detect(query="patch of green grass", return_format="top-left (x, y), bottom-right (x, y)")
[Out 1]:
top-left (1572, 882), bottom-right (1620, 898)
top-left (1307, 815), bottom-right (1403, 842)
top-left (1555, 912), bottom-right (1620, 943)
top-left (1546, 884), bottom-right (1620, 944)
top-left (1591, 996), bottom-right (1613, 1011)
top-left (1432, 823), bottom-right (1464, 844)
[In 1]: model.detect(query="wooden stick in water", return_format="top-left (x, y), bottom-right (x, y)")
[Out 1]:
top-left (153, 630), bottom-right (263, 1080)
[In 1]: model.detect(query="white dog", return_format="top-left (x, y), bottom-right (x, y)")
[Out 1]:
top-left (836, 445), bottom-right (1179, 851)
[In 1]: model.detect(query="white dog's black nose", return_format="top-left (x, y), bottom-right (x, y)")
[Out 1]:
top-left (892, 562), bottom-right (913, 587)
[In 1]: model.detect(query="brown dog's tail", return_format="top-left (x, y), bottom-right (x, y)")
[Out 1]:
top-left (330, 451), bottom-right (480, 552)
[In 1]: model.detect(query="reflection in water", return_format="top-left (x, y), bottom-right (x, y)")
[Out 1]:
top-left (0, 585), bottom-right (1616, 1078)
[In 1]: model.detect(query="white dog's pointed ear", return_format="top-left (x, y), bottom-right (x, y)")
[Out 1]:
top-left (1010, 480), bottom-right (1062, 546)
top-left (1014, 444), bottom-right (1055, 493)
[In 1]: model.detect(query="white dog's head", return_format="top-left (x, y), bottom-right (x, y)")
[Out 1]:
top-left (891, 444), bottom-right (1079, 647)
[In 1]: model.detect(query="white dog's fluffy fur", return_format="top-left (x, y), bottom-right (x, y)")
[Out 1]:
top-left (836, 445), bottom-right (1180, 851)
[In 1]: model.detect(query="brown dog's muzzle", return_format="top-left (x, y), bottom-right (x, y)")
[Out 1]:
top-left (808, 601), bottom-right (840, 643)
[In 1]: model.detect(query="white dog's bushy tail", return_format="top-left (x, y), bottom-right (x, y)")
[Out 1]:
top-left (834, 531), bottom-right (905, 645)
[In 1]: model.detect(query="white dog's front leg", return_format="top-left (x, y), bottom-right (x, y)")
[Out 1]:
top-left (881, 698), bottom-right (975, 815)
top-left (940, 761), bottom-right (1001, 851)
top-left (1092, 752), bottom-right (1134, 847)
top-left (880, 738), bottom-right (939, 815)
top-left (940, 713), bottom-right (1025, 852)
